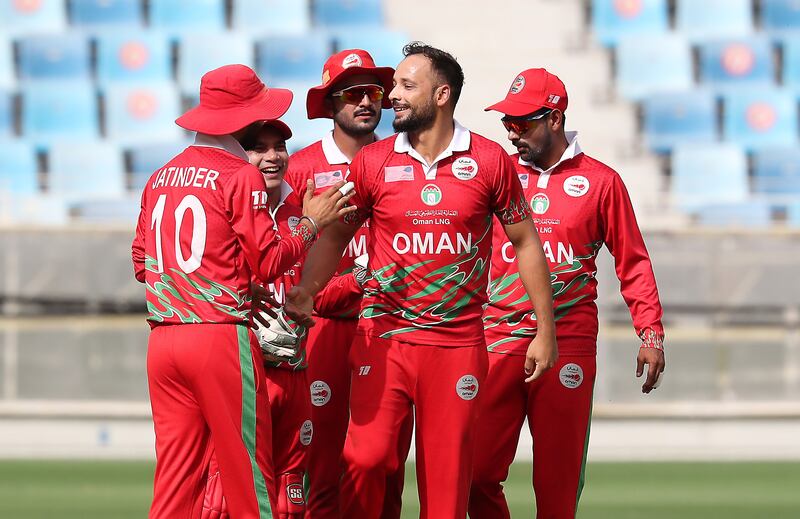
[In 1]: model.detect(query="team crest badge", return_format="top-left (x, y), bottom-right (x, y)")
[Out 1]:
top-left (530, 193), bottom-right (549, 215)
top-left (510, 74), bottom-right (526, 94)
top-left (342, 53), bottom-right (363, 68)
top-left (420, 184), bottom-right (442, 206)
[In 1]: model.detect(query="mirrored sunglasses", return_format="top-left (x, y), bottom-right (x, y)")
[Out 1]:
top-left (330, 84), bottom-right (385, 104)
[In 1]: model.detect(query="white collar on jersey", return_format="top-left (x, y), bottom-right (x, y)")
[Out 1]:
top-left (519, 131), bottom-right (581, 189)
top-left (321, 130), bottom-right (351, 165)
top-left (192, 133), bottom-right (250, 162)
top-left (394, 120), bottom-right (471, 179)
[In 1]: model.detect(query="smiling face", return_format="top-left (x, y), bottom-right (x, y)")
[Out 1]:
top-left (388, 54), bottom-right (440, 133)
top-left (329, 73), bottom-right (384, 136)
top-left (246, 125), bottom-right (289, 192)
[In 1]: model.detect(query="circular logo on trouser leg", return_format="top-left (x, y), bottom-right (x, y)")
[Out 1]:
top-left (310, 380), bottom-right (331, 406)
top-left (300, 419), bottom-right (313, 446)
top-left (456, 375), bottom-right (479, 400)
top-left (559, 363), bottom-right (584, 388)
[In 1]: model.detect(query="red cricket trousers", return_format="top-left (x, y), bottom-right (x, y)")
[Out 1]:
top-left (147, 323), bottom-right (274, 519)
top-left (341, 335), bottom-right (489, 519)
top-left (468, 349), bottom-right (596, 519)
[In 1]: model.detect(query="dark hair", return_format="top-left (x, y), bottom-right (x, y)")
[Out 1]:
top-left (402, 42), bottom-right (464, 107)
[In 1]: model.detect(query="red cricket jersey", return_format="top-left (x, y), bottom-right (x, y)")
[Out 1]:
top-left (345, 122), bottom-right (530, 347)
top-left (132, 134), bottom-right (312, 327)
top-left (484, 133), bottom-right (664, 356)
top-left (285, 131), bottom-right (369, 319)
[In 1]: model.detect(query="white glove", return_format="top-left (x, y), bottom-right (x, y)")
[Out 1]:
top-left (352, 253), bottom-right (371, 287)
top-left (253, 309), bottom-right (302, 361)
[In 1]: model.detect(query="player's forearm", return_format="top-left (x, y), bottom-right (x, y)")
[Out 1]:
top-left (314, 272), bottom-right (363, 316)
top-left (299, 230), bottom-right (351, 297)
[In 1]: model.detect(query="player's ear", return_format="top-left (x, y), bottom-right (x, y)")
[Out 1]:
top-left (435, 84), bottom-right (450, 108)
top-left (550, 110), bottom-right (564, 132)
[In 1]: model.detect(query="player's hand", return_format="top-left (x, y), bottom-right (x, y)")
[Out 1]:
top-left (250, 283), bottom-right (278, 329)
top-left (285, 285), bottom-right (315, 328)
top-left (637, 347), bottom-right (665, 394)
top-left (301, 179), bottom-right (357, 230)
top-left (523, 333), bottom-right (558, 383)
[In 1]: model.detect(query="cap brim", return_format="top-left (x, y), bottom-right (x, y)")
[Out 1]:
top-left (306, 66), bottom-right (395, 120)
top-left (262, 119), bottom-right (293, 140)
top-left (176, 88), bottom-right (294, 135)
top-left (484, 97), bottom-right (546, 117)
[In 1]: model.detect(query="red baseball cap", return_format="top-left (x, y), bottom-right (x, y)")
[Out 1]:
top-left (485, 68), bottom-right (568, 117)
top-left (306, 49), bottom-right (394, 120)
top-left (176, 64), bottom-right (293, 135)
top-left (262, 119), bottom-right (292, 140)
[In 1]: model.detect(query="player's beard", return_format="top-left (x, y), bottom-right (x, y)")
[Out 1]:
top-left (334, 108), bottom-right (380, 137)
top-left (392, 95), bottom-right (436, 133)
top-left (518, 130), bottom-right (553, 166)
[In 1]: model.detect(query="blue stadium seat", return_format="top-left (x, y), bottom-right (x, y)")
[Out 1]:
top-left (696, 201), bottom-right (773, 227)
top-left (129, 140), bottom-right (191, 191)
top-left (148, 0), bottom-right (225, 37)
top-left (48, 140), bottom-right (124, 198)
top-left (277, 81), bottom-right (333, 152)
top-left (334, 29), bottom-right (408, 68)
top-left (233, 0), bottom-right (310, 35)
top-left (2, 194), bottom-right (68, 225)
top-left (104, 83), bottom-right (182, 145)
top-left (17, 33), bottom-right (91, 81)
top-left (96, 32), bottom-right (172, 87)
top-left (313, 0), bottom-right (383, 28)
top-left (616, 35), bottom-right (693, 100)
top-left (642, 91), bottom-right (718, 153)
top-left (0, 37), bottom-right (13, 88)
top-left (177, 33), bottom-right (254, 95)
top-left (256, 34), bottom-right (332, 83)
top-left (676, 0), bottom-right (753, 42)
top-left (698, 37), bottom-right (774, 91)
top-left (22, 81), bottom-right (98, 146)
top-left (592, 0), bottom-right (668, 47)
top-left (0, 140), bottom-right (38, 194)
top-left (753, 148), bottom-right (800, 195)
top-left (72, 196), bottom-right (141, 223)
top-left (0, 0), bottom-right (66, 35)
top-left (762, 0), bottom-right (800, 36)
top-left (0, 90), bottom-right (12, 137)
top-left (723, 88), bottom-right (797, 150)
top-left (69, 0), bottom-right (142, 29)
top-left (671, 144), bottom-right (749, 212)
top-left (780, 36), bottom-right (800, 92)
top-left (788, 201), bottom-right (800, 226)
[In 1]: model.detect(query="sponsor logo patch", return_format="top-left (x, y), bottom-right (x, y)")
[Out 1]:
top-left (286, 483), bottom-right (305, 504)
top-left (563, 175), bottom-right (590, 197)
top-left (310, 380), bottom-right (331, 407)
top-left (518, 173), bottom-right (529, 189)
top-left (384, 165), bottom-right (414, 182)
top-left (530, 193), bottom-right (549, 215)
top-left (510, 74), bottom-right (526, 94)
top-left (559, 363), bottom-right (584, 389)
top-left (456, 374), bottom-right (479, 400)
top-left (300, 419), bottom-right (313, 446)
top-left (314, 170), bottom-right (344, 188)
top-left (452, 157), bottom-right (478, 180)
top-left (420, 184), bottom-right (442, 206)
top-left (342, 53), bottom-right (363, 68)
top-left (287, 216), bottom-right (300, 230)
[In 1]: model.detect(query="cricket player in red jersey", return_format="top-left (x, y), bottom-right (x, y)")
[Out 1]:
top-left (283, 48), bottom-right (409, 519)
top-left (131, 64), bottom-right (352, 519)
top-left (287, 43), bottom-right (558, 519)
top-left (468, 68), bottom-right (666, 519)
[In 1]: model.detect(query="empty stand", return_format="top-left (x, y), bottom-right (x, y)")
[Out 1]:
top-left (676, 0), bottom-right (753, 42)
top-left (103, 82), bottom-right (181, 145)
top-left (0, 90), bottom-right (13, 137)
top-left (698, 37), bottom-right (775, 91)
top-left (0, 37), bottom-right (14, 88)
top-left (128, 140), bottom-right (191, 191)
top-left (0, 0), bottom-right (66, 36)
top-left (148, 0), bottom-right (225, 37)
top-left (69, 0), bottom-right (143, 29)
top-left (642, 90), bottom-right (718, 152)
top-left (592, 0), bottom-right (668, 47)
top-left (761, 0), bottom-right (800, 36)
top-left (232, 0), bottom-right (311, 35)
top-left (752, 147), bottom-right (800, 195)
top-left (696, 200), bottom-right (773, 227)
top-left (22, 81), bottom-right (98, 145)
top-left (334, 29), bottom-right (407, 68)
top-left (779, 36), bottom-right (800, 91)
top-left (177, 33), bottom-right (254, 95)
top-left (278, 81), bottom-right (335, 151)
top-left (0, 139), bottom-right (38, 194)
top-left (313, 0), bottom-right (383, 28)
top-left (671, 144), bottom-right (749, 212)
top-left (96, 31), bottom-right (172, 87)
top-left (17, 33), bottom-right (90, 81)
top-left (256, 34), bottom-right (332, 83)
top-left (48, 140), bottom-right (124, 197)
top-left (722, 88), bottom-right (797, 149)
top-left (616, 35), bottom-right (693, 100)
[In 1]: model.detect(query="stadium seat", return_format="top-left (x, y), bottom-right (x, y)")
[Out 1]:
top-left (103, 82), bottom-right (182, 145)
top-left (21, 81), bottom-right (99, 146)
top-left (148, 0), bottom-right (225, 38)
top-left (761, 0), bottom-right (800, 36)
top-left (722, 88), bottom-right (797, 150)
top-left (698, 37), bottom-right (775, 91)
top-left (334, 29), bottom-right (408, 68)
top-left (642, 91), bottom-right (718, 153)
top-left (591, 0), bottom-right (668, 47)
top-left (0, 139), bottom-right (38, 194)
top-left (696, 201), bottom-right (773, 227)
top-left (0, 0), bottom-right (66, 36)
top-left (616, 35), bottom-right (693, 100)
top-left (313, 0), bottom-right (383, 28)
top-left (753, 148), bottom-right (800, 195)
top-left (671, 144), bottom-right (749, 212)
top-left (256, 34), bottom-right (332, 83)
top-left (278, 81), bottom-right (333, 152)
top-left (0, 90), bottom-right (12, 137)
top-left (233, 0), bottom-right (311, 35)
top-left (48, 140), bottom-right (125, 198)
top-left (780, 36), bottom-right (800, 92)
top-left (96, 32), bottom-right (172, 87)
top-left (0, 36), bottom-right (15, 88)
top-left (675, 0), bottom-right (753, 42)
top-left (69, 0), bottom-right (142, 29)
top-left (177, 33), bottom-right (254, 95)
top-left (72, 196), bottom-right (141, 223)
top-left (788, 201), bottom-right (800, 226)
top-left (1, 194), bottom-right (69, 225)
top-left (129, 140), bottom-right (191, 192)
top-left (17, 33), bottom-right (91, 81)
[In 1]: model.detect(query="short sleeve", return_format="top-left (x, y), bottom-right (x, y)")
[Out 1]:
top-left (491, 150), bottom-right (530, 225)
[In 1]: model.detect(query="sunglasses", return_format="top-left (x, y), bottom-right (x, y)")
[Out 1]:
top-left (330, 84), bottom-right (385, 104)
top-left (501, 108), bottom-right (553, 134)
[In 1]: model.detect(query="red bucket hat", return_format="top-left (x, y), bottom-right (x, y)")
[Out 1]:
top-left (485, 68), bottom-right (568, 117)
top-left (176, 64), bottom-right (293, 135)
top-left (306, 49), bottom-right (394, 120)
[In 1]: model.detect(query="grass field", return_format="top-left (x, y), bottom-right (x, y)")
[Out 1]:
top-left (1, 460), bottom-right (798, 518)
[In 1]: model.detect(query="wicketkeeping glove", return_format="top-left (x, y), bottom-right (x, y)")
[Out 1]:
top-left (253, 309), bottom-right (303, 361)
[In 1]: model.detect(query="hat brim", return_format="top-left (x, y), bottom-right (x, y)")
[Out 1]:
top-left (306, 66), bottom-right (395, 120)
top-left (262, 119), bottom-right (292, 140)
top-left (176, 88), bottom-right (293, 135)
top-left (484, 98), bottom-right (547, 117)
